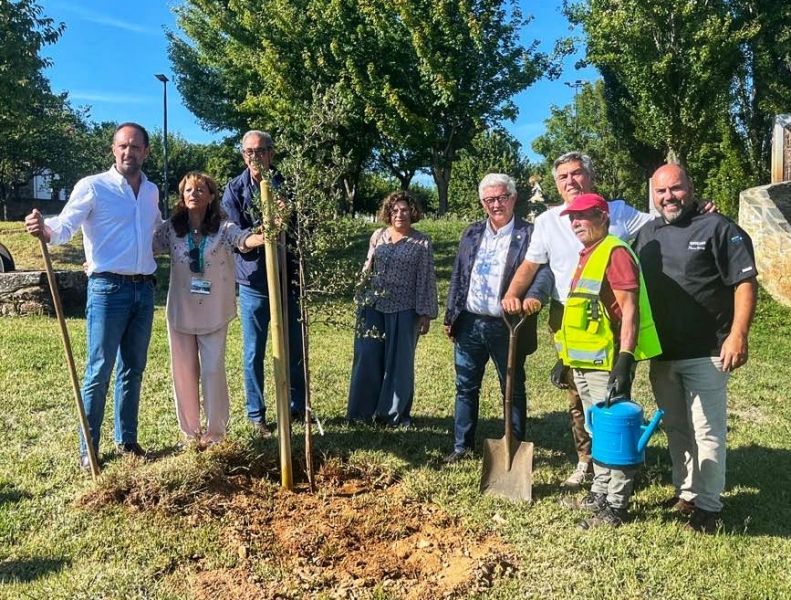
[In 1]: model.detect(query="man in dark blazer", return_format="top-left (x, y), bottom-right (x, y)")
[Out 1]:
top-left (443, 173), bottom-right (554, 462)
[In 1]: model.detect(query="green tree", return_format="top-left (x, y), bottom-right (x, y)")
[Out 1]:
top-left (169, 0), bottom-right (553, 215)
top-left (0, 0), bottom-right (84, 219)
top-left (350, 0), bottom-right (548, 214)
top-left (568, 0), bottom-right (744, 167)
top-left (730, 0), bottom-right (791, 181)
top-left (448, 128), bottom-right (530, 218)
top-left (532, 80), bottom-right (650, 205)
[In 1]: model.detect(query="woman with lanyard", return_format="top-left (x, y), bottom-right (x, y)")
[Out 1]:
top-left (154, 171), bottom-right (265, 448)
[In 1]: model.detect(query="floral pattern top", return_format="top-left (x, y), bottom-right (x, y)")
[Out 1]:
top-left (358, 227), bottom-right (438, 318)
top-left (153, 219), bottom-right (251, 334)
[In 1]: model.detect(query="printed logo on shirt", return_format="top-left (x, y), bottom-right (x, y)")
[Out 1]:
top-left (742, 266), bottom-right (754, 273)
top-left (730, 234), bottom-right (744, 245)
top-left (688, 240), bottom-right (706, 251)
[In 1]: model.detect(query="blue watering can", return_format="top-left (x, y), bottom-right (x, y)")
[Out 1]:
top-left (585, 393), bottom-right (664, 468)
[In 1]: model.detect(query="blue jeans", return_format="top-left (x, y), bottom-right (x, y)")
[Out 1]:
top-left (80, 274), bottom-right (154, 456)
top-left (453, 312), bottom-right (527, 453)
top-left (347, 307), bottom-right (418, 426)
top-left (238, 284), bottom-right (305, 423)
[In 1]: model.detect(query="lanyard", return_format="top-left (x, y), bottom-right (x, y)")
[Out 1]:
top-left (188, 231), bottom-right (208, 273)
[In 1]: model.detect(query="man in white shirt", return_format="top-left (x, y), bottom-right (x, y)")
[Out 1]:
top-left (501, 152), bottom-right (651, 488)
top-left (442, 174), bottom-right (553, 463)
top-left (25, 123), bottom-right (161, 470)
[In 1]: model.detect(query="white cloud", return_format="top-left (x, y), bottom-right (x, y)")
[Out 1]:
top-left (69, 91), bottom-right (151, 104)
top-left (62, 5), bottom-right (159, 35)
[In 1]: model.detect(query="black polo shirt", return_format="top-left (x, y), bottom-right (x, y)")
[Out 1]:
top-left (633, 208), bottom-right (757, 360)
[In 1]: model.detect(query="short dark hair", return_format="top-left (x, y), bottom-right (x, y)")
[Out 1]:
top-left (378, 190), bottom-right (423, 225)
top-left (114, 122), bottom-right (150, 147)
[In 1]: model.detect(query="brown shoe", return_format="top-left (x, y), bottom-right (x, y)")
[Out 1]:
top-left (561, 461), bottom-right (594, 489)
top-left (661, 496), bottom-right (696, 517)
top-left (686, 508), bottom-right (722, 534)
top-left (251, 421), bottom-right (273, 439)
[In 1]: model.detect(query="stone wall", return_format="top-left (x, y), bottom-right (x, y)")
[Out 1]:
top-left (739, 182), bottom-right (791, 307)
top-left (0, 270), bottom-right (87, 317)
top-left (1, 198), bottom-right (67, 221)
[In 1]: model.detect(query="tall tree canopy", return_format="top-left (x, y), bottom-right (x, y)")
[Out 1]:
top-left (561, 0), bottom-right (791, 216)
top-left (532, 80), bottom-right (652, 206)
top-left (168, 0), bottom-right (551, 213)
top-left (0, 0), bottom-right (83, 217)
top-left (568, 0), bottom-right (743, 167)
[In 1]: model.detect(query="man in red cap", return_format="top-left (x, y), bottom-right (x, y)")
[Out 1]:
top-left (553, 193), bottom-right (662, 528)
top-left (501, 152), bottom-right (655, 488)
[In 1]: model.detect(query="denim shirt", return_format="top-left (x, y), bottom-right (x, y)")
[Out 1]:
top-left (221, 167), bottom-right (294, 291)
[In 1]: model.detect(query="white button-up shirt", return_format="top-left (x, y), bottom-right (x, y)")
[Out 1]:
top-left (45, 166), bottom-right (161, 276)
top-left (525, 199), bottom-right (652, 303)
top-left (465, 217), bottom-right (514, 317)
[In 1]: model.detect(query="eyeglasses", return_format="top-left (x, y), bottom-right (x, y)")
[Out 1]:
top-left (242, 147), bottom-right (273, 158)
top-left (481, 194), bottom-right (512, 206)
top-left (188, 247), bottom-right (201, 273)
top-left (390, 207), bottom-right (411, 215)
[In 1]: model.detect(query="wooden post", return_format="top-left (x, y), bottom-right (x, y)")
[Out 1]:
top-left (260, 178), bottom-right (293, 490)
top-left (771, 114), bottom-right (791, 184)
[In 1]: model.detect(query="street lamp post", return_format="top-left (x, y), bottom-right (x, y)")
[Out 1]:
top-left (155, 74), bottom-right (169, 217)
top-left (564, 80), bottom-right (586, 138)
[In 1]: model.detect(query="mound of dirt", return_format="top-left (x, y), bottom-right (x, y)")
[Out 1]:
top-left (80, 449), bottom-right (516, 598)
top-left (210, 482), bottom-right (514, 599)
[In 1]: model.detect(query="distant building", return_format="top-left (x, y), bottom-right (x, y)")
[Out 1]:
top-left (18, 170), bottom-right (66, 202)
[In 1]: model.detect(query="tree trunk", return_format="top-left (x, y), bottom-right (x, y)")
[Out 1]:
top-left (432, 163), bottom-right (451, 215)
top-left (343, 177), bottom-right (356, 214)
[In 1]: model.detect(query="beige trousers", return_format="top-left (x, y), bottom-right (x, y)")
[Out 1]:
top-left (167, 322), bottom-right (230, 445)
top-left (573, 368), bottom-right (637, 509)
top-left (649, 357), bottom-right (729, 512)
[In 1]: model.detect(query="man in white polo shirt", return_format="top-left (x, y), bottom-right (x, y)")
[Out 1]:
top-left (501, 152), bottom-right (652, 487)
top-left (25, 122), bottom-right (161, 470)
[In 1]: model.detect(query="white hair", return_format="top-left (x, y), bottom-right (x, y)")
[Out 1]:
top-left (478, 173), bottom-right (517, 199)
top-left (241, 130), bottom-right (273, 149)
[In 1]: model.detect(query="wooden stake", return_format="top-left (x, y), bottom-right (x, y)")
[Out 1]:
top-left (260, 178), bottom-right (293, 490)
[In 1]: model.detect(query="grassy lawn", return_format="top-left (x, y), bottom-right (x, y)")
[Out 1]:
top-left (1, 217), bottom-right (790, 599)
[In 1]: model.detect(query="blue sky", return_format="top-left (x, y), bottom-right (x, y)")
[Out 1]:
top-left (40, 0), bottom-right (597, 163)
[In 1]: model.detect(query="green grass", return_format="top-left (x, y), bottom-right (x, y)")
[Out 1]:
top-left (2, 217), bottom-right (791, 598)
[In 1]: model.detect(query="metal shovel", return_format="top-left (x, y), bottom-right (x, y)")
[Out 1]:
top-left (480, 312), bottom-right (534, 502)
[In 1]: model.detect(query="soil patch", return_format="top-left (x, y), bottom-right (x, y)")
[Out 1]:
top-left (81, 449), bottom-right (515, 599)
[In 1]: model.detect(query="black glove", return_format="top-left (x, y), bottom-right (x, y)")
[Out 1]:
top-left (607, 351), bottom-right (636, 401)
top-left (550, 359), bottom-right (570, 390)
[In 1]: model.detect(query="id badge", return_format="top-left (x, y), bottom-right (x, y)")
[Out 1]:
top-left (190, 277), bottom-right (212, 295)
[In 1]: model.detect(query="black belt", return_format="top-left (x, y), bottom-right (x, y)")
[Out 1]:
top-left (93, 272), bottom-right (156, 283)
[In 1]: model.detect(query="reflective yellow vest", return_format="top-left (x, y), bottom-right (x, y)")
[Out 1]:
top-left (555, 235), bottom-right (662, 370)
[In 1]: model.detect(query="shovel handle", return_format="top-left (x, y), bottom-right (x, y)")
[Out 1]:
top-left (39, 237), bottom-right (100, 479)
top-left (501, 312), bottom-right (527, 443)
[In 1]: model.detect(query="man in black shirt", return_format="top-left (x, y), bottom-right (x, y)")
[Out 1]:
top-left (633, 164), bottom-right (757, 533)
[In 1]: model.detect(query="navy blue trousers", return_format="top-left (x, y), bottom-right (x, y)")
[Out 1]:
top-left (452, 311), bottom-right (527, 453)
top-left (347, 307), bottom-right (418, 426)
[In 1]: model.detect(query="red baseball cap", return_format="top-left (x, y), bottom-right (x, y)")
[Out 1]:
top-left (559, 193), bottom-right (609, 216)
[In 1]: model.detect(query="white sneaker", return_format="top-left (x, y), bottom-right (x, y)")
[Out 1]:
top-left (561, 461), bottom-right (593, 489)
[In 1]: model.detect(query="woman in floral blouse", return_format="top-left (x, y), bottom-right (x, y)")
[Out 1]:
top-left (347, 191), bottom-right (438, 427)
top-left (154, 172), bottom-right (264, 447)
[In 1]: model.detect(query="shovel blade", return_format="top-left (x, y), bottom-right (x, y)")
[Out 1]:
top-left (479, 437), bottom-right (534, 503)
